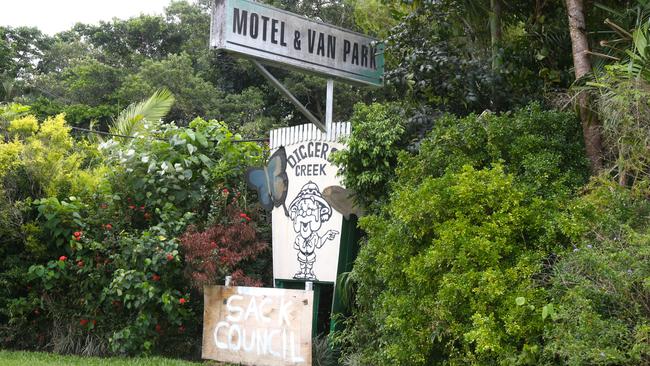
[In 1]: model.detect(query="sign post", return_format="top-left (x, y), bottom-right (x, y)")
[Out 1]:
top-left (207, 1), bottom-right (382, 363)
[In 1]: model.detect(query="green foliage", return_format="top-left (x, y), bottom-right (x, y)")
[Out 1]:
top-left (336, 103), bottom-right (590, 365)
top-left (399, 103), bottom-right (590, 198)
top-left (115, 53), bottom-right (221, 123)
top-left (25, 224), bottom-right (191, 355)
top-left (331, 102), bottom-right (405, 211)
top-left (383, 1), bottom-right (574, 114)
top-left (341, 165), bottom-right (552, 365)
top-left (0, 102), bottom-right (270, 358)
top-left (103, 117), bottom-right (263, 227)
top-left (542, 181), bottom-right (650, 365)
top-left (8, 114), bottom-right (38, 138)
top-left (110, 89), bottom-right (175, 137)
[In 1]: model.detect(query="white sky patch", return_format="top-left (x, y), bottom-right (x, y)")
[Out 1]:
top-left (0, 0), bottom-right (178, 35)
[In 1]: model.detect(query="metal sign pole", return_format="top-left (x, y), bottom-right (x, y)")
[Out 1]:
top-left (325, 79), bottom-right (334, 130)
top-left (251, 60), bottom-right (327, 132)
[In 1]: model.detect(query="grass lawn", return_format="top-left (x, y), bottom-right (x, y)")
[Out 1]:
top-left (0, 350), bottom-right (208, 365)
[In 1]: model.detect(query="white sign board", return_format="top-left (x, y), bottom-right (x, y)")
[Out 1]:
top-left (210, 0), bottom-right (384, 86)
top-left (270, 123), bottom-right (349, 283)
top-left (202, 285), bottom-right (313, 365)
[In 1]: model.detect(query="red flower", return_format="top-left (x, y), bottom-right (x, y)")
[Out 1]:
top-left (73, 231), bottom-right (82, 238)
top-left (77, 260), bottom-right (84, 268)
top-left (166, 253), bottom-right (174, 261)
top-left (105, 223), bottom-right (112, 230)
top-left (59, 255), bottom-right (67, 261)
top-left (222, 188), bottom-right (229, 195)
top-left (152, 274), bottom-right (161, 282)
top-left (239, 213), bottom-right (251, 221)
top-left (210, 241), bottom-right (218, 249)
top-left (79, 319), bottom-right (88, 326)
top-left (179, 298), bottom-right (187, 305)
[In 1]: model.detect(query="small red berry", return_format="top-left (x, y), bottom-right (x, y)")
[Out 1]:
top-left (152, 274), bottom-right (161, 282)
top-left (79, 319), bottom-right (88, 326)
top-left (179, 298), bottom-right (187, 305)
top-left (59, 256), bottom-right (67, 261)
top-left (166, 253), bottom-right (174, 261)
top-left (77, 260), bottom-right (84, 268)
top-left (73, 231), bottom-right (81, 238)
top-left (105, 223), bottom-right (112, 230)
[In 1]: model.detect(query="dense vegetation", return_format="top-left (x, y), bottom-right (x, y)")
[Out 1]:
top-left (3, 0), bottom-right (650, 365)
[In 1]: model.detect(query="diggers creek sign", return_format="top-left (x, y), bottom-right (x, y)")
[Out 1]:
top-left (210, 0), bottom-right (384, 86)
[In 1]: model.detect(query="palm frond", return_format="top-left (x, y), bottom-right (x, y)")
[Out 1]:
top-left (110, 89), bottom-right (175, 137)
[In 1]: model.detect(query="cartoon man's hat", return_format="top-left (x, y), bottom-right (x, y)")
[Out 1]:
top-left (288, 181), bottom-right (332, 221)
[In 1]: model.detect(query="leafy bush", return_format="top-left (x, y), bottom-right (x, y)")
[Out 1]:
top-left (398, 103), bottom-right (589, 199)
top-left (339, 165), bottom-right (552, 365)
top-left (331, 102), bottom-right (405, 211)
top-left (25, 223), bottom-right (191, 355)
top-left (542, 181), bottom-right (650, 365)
top-left (180, 190), bottom-right (270, 289)
top-left (335, 103), bottom-right (590, 365)
top-left (0, 109), bottom-right (272, 358)
top-left (102, 117), bottom-right (263, 227)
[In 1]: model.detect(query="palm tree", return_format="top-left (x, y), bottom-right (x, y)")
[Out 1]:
top-left (110, 89), bottom-right (175, 137)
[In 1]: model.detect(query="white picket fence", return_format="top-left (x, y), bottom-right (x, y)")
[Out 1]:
top-left (269, 122), bottom-right (351, 150)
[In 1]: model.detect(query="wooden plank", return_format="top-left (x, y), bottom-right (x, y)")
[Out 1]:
top-left (202, 285), bottom-right (313, 366)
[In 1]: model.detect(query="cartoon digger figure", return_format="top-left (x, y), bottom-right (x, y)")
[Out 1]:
top-left (288, 181), bottom-right (339, 280)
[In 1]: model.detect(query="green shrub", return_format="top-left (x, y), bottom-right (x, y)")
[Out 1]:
top-left (340, 165), bottom-right (552, 365)
top-left (335, 104), bottom-right (589, 365)
top-left (102, 117), bottom-right (263, 228)
top-left (398, 103), bottom-right (589, 199)
top-left (331, 102), bottom-right (405, 211)
top-left (0, 111), bottom-right (271, 358)
top-left (542, 181), bottom-right (650, 365)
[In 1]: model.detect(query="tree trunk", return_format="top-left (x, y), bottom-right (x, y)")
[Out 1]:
top-left (565, 0), bottom-right (603, 173)
top-left (490, 0), bottom-right (502, 70)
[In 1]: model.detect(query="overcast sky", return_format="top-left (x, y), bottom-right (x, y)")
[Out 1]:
top-left (0, 0), bottom-right (179, 35)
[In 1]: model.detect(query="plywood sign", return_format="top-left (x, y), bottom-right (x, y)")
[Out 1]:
top-left (202, 285), bottom-right (313, 365)
top-left (270, 122), bottom-right (350, 283)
